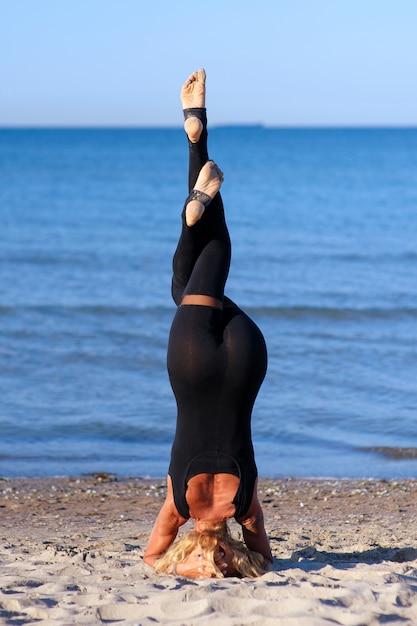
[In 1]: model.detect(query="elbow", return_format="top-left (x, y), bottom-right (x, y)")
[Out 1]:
top-left (241, 511), bottom-right (264, 532)
top-left (143, 553), bottom-right (157, 568)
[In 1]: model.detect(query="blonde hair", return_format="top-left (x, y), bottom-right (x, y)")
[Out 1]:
top-left (154, 522), bottom-right (269, 578)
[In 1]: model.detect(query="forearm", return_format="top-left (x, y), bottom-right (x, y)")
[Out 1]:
top-left (242, 525), bottom-right (272, 562)
top-left (240, 507), bottom-right (273, 564)
top-left (144, 497), bottom-right (186, 566)
top-left (144, 520), bottom-right (179, 564)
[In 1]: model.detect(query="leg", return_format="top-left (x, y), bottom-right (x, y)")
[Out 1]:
top-left (172, 70), bottom-right (230, 305)
top-left (181, 69), bottom-right (216, 226)
top-left (180, 69), bottom-right (208, 191)
top-left (171, 161), bottom-right (230, 305)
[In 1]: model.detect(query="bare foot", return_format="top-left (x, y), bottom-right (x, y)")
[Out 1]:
top-left (186, 161), bottom-right (223, 226)
top-left (181, 68), bottom-right (206, 108)
top-left (181, 69), bottom-right (206, 143)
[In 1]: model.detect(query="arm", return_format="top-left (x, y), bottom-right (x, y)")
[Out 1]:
top-left (143, 476), bottom-right (188, 567)
top-left (236, 480), bottom-right (273, 565)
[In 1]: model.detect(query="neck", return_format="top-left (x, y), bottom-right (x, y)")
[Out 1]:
top-left (194, 519), bottom-right (227, 533)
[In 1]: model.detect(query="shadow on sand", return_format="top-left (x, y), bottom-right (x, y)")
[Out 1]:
top-left (273, 545), bottom-right (417, 572)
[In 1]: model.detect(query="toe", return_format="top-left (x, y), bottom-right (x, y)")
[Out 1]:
top-left (197, 68), bottom-right (206, 83)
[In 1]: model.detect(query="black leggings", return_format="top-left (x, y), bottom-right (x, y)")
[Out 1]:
top-left (171, 109), bottom-right (231, 305)
top-left (167, 109), bottom-right (268, 519)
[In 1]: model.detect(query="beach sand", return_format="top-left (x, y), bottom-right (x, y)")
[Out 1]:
top-left (1, 475), bottom-right (417, 625)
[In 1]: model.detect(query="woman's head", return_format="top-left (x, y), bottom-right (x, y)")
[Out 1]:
top-left (153, 521), bottom-right (269, 578)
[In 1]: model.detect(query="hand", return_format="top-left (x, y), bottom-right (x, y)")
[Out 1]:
top-left (175, 548), bottom-right (217, 579)
top-left (175, 543), bottom-right (239, 578)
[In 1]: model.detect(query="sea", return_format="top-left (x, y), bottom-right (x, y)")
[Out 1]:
top-left (1, 127), bottom-right (417, 480)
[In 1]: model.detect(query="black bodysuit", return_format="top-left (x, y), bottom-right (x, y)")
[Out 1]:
top-left (167, 108), bottom-right (267, 520)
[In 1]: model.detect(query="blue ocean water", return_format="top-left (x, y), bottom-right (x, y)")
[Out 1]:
top-left (1, 127), bottom-right (417, 479)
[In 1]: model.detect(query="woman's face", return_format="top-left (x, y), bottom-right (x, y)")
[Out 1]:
top-left (175, 542), bottom-right (238, 578)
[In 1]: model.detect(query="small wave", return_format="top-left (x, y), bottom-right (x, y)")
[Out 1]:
top-left (0, 302), bottom-right (417, 324)
top-left (360, 446), bottom-right (417, 460)
top-left (0, 452), bottom-right (142, 462)
top-left (0, 421), bottom-right (174, 444)
top-left (0, 304), bottom-right (172, 316)
top-left (250, 306), bottom-right (417, 321)
top-left (1, 304), bottom-right (416, 321)
top-left (1, 254), bottom-right (90, 267)
top-left (0, 301), bottom-right (417, 319)
top-left (325, 251), bottom-right (417, 263)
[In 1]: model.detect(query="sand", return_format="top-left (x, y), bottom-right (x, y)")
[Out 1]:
top-left (1, 474), bottom-right (417, 625)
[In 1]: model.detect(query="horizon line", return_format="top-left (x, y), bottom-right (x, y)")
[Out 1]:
top-left (1, 123), bottom-right (417, 130)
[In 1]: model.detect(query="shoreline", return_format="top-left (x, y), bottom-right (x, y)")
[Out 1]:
top-left (2, 475), bottom-right (417, 624)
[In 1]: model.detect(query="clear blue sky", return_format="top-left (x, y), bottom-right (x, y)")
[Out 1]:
top-left (1, 0), bottom-right (416, 126)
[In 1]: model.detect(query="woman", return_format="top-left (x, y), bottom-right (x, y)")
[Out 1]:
top-left (143, 69), bottom-right (272, 578)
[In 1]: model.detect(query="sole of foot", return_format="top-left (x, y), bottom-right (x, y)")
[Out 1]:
top-left (185, 161), bottom-right (223, 226)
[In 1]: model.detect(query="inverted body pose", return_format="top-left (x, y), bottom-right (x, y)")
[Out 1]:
top-left (144, 69), bottom-right (272, 578)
